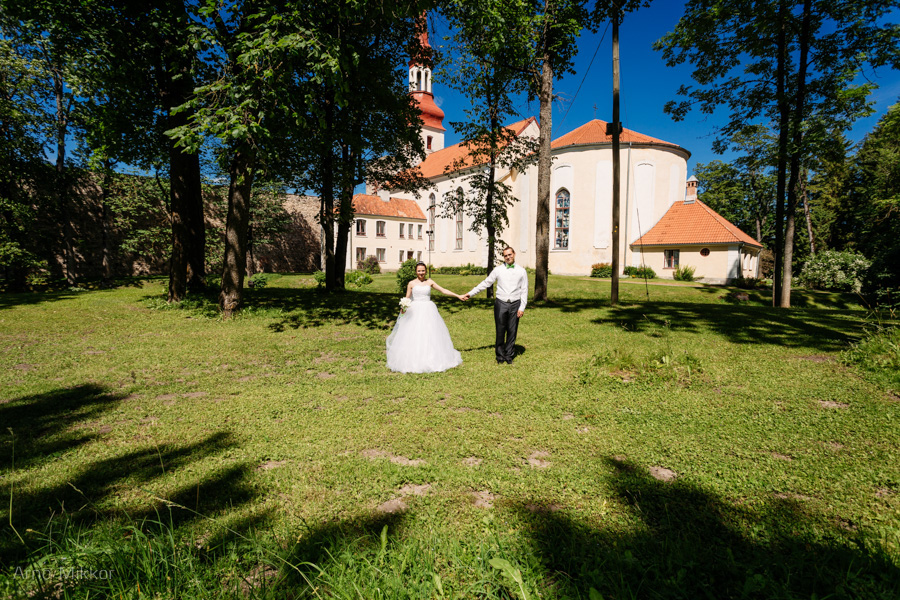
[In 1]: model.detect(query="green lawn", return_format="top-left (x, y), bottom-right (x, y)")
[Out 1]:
top-left (1, 274), bottom-right (898, 599)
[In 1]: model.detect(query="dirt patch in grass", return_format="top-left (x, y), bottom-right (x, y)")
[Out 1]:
top-left (376, 497), bottom-right (407, 513)
top-left (876, 488), bottom-right (895, 498)
top-left (361, 449), bottom-right (426, 467)
top-left (397, 483), bottom-right (432, 496)
top-left (471, 490), bottom-right (496, 508)
top-left (463, 457), bottom-right (482, 467)
top-left (314, 352), bottom-right (339, 364)
top-left (823, 441), bottom-right (845, 451)
top-left (527, 451), bottom-right (551, 469)
top-left (237, 375), bottom-right (256, 382)
top-left (257, 460), bottom-right (287, 471)
top-left (771, 452), bottom-right (793, 461)
top-left (562, 413), bottom-right (575, 420)
top-left (576, 426), bottom-right (591, 434)
top-left (183, 391), bottom-right (208, 398)
top-left (774, 492), bottom-right (812, 501)
top-left (649, 466), bottom-right (677, 482)
top-left (525, 502), bottom-right (562, 513)
top-left (13, 363), bottom-right (35, 371)
top-left (818, 400), bottom-right (849, 409)
top-left (798, 355), bottom-right (832, 363)
top-left (316, 372), bottom-right (334, 380)
top-left (156, 394), bottom-right (176, 401)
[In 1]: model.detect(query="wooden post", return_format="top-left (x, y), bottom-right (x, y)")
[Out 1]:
top-left (610, 13), bottom-right (621, 306)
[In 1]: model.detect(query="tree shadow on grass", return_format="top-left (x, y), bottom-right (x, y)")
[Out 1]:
top-left (1, 384), bottom-right (126, 472)
top-left (1, 386), bottom-right (263, 566)
top-left (515, 456), bottom-right (899, 599)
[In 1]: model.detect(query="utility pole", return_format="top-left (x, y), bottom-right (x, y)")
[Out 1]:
top-left (609, 12), bottom-right (621, 306)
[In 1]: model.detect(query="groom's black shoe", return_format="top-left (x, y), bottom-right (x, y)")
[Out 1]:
top-left (506, 360), bottom-right (514, 364)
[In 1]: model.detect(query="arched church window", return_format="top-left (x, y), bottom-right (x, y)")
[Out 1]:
top-left (555, 189), bottom-right (570, 249)
top-left (455, 188), bottom-right (464, 250)
top-left (417, 70), bottom-right (423, 91)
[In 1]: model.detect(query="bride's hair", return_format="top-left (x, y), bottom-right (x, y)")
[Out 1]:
top-left (415, 262), bottom-right (427, 269)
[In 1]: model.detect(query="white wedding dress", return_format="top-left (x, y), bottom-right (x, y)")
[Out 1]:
top-left (386, 284), bottom-right (463, 373)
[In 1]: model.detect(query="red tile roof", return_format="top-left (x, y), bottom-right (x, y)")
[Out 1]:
top-left (631, 199), bottom-right (762, 248)
top-left (415, 117), bottom-right (538, 179)
top-left (552, 119), bottom-right (684, 151)
top-left (352, 194), bottom-right (426, 219)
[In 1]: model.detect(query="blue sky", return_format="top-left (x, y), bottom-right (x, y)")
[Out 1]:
top-left (428, 2), bottom-right (900, 176)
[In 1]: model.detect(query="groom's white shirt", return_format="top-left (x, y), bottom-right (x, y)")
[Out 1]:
top-left (467, 264), bottom-right (528, 312)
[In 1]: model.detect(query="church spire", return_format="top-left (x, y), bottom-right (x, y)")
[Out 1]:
top-left (409, 13), bottom-right (444, 154)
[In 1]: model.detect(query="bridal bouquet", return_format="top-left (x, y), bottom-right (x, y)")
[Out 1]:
top-left (399, 297), bottom-right (412, 314)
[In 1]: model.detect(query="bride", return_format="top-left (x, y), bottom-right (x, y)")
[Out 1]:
top-left (386, 262), bottom-right (464, 373)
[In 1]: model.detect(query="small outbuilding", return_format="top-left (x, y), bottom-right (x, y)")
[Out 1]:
top-left (630, 177), bottom-right (762, 284)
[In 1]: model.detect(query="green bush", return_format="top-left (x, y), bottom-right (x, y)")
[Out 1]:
top-left (432, 263), bottom-right (487, 276)
top-left (357, 255), bottom-right (381, 274)
top-left (673, 264), bottom-right (696, 281)
top-left (842, 324), bottom-right (900, 391)
top-left (345, 270), bottom-right (373, 288)
top-left (313, 270), bottom-right (326, 288)
top-left (591, 263), bottom-right (612, 278)
top-left (624, 265), bottom-right (656, 279)
top-left (248, 273), bottom-right (271, 289)
top-left (396, 258), bottom-right (419, 293)
top-left (799, 249), bottom-right (870, 293)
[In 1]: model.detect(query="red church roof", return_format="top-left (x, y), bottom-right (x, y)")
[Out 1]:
top-left (632, 199), bottom-right (761, 248)
top-left (414, 92), bottom-right (445, 131)
top-left (415, 117), bottom-right (537, 179)
top-left (552, 119), bottom-right (685, 151)
top-left (352, 194), bottom-right (426, 220)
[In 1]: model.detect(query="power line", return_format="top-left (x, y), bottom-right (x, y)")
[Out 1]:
top-left (558, 21), bottom-right (611, 130)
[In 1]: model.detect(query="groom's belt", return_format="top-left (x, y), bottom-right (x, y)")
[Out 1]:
top-left (496, 297), bottom-right (520, 303)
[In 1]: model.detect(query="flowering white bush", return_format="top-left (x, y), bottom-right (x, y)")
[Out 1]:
top-left (799, 250), bottom-right (871, 293)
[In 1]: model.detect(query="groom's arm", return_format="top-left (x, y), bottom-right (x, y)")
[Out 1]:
top-left (517, 270), bottom-right (528, 314)
top-left (467, 267), bottom-right (499, 297)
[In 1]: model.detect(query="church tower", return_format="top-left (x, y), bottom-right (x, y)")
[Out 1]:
top-left (409, 16), bottom-right (444, 156)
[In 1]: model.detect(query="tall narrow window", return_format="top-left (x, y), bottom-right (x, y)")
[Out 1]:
top-left (376, 248), bottom-right (385, 262)
top-left (417, 224), bottom-right (423, 239)
top-left (399, 223), bottom-right (405, 238)
top-left (427, 136), bottom-right (432, 150)
top-left (399, 250), bottom-right (404, 263)
top-left (455, 188), bottom-right (464, 250)
top-left (356, 219), bottom-right (366, 236)
top-left (554, 189), bottom-right (570, 249)
top-left (356, 247), bottom-right (366, 263)
top-left (376, 221), bottom-right (385, 237)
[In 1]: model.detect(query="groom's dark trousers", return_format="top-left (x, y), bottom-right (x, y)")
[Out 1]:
top-left (494, 298), bottom-right (520, 363)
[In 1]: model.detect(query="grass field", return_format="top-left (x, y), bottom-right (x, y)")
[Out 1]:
top-left (1, 273), bottom-right (898, 599)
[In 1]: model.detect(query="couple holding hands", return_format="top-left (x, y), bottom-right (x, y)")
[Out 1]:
top-left (386, 247), bottom-right (528, 373)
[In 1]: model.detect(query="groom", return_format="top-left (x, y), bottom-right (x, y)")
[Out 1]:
top-left (462, 247), bottom-right (528, 364)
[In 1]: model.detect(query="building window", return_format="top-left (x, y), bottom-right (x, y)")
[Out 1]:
top-left (376, 248), bottom-right (385, 262)
top-left (428, 195), bottom-right (436, 251)
top-left (555, 189), bottom-right (570, 249)
top-left (407, 250), bottom-right (414, 261)
top-left (356, 247), bottom-right (366, 263)
top-left (399, 250), bottom-right (405, 263)
top-left (417, 251), bottom-right (422, 261)
top-left (409, 223), bottom-right (414, 237)
top-left (700, 248), bottom-right (710, 257)
top-left (356, 219), bottom-right (366, 236)
top-left (417, 224), bottom-right (423, 239)
top-left (455, 188), bottom-right (464, 250)
top-left (399, 223), bottom-right (405, 238)
top-left (664, 249), bottom-right (679, 269)
top-left (376, 221), bottom-right (385, 237)
top-left (427, 136), bottom-right (432, 150)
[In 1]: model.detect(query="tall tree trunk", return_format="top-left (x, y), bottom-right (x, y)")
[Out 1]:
top-left (320, 98), bottom-right (337, 292)
top-left (99, 167), bottom-right (113, 285)
top-left (773, 0), bottom-right (789, 306)
top-left (334, 143), bottom-right (354, 291)
top-left (219, 145), bottom-right (256, 318)
top-left (533, 54), bottom-right (552, 302)
top-left (485, 94), bottom-right (497, 300)
top-left (780, 0), bottom-right (811, 309)
top-left (184, 151), bottom-right (205, 291)
top-left (160, 24), bottom-right (203, 300)
top-left (801, 170), bottom-right (815, 255)
top-left (53, 67), bottom-right (75, 286)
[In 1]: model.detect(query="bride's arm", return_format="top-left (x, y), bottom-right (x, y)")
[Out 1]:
top-left (430, 280), bottom-right (462, 299)
top-left (405, 281), bottom-right (414, 298)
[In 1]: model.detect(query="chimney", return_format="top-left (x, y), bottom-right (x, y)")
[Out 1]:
top-left (685, 176), bottom-right (699, 204)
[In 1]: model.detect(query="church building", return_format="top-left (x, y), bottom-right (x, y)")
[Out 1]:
top-left (352, 18), bottom-right (761, 282)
